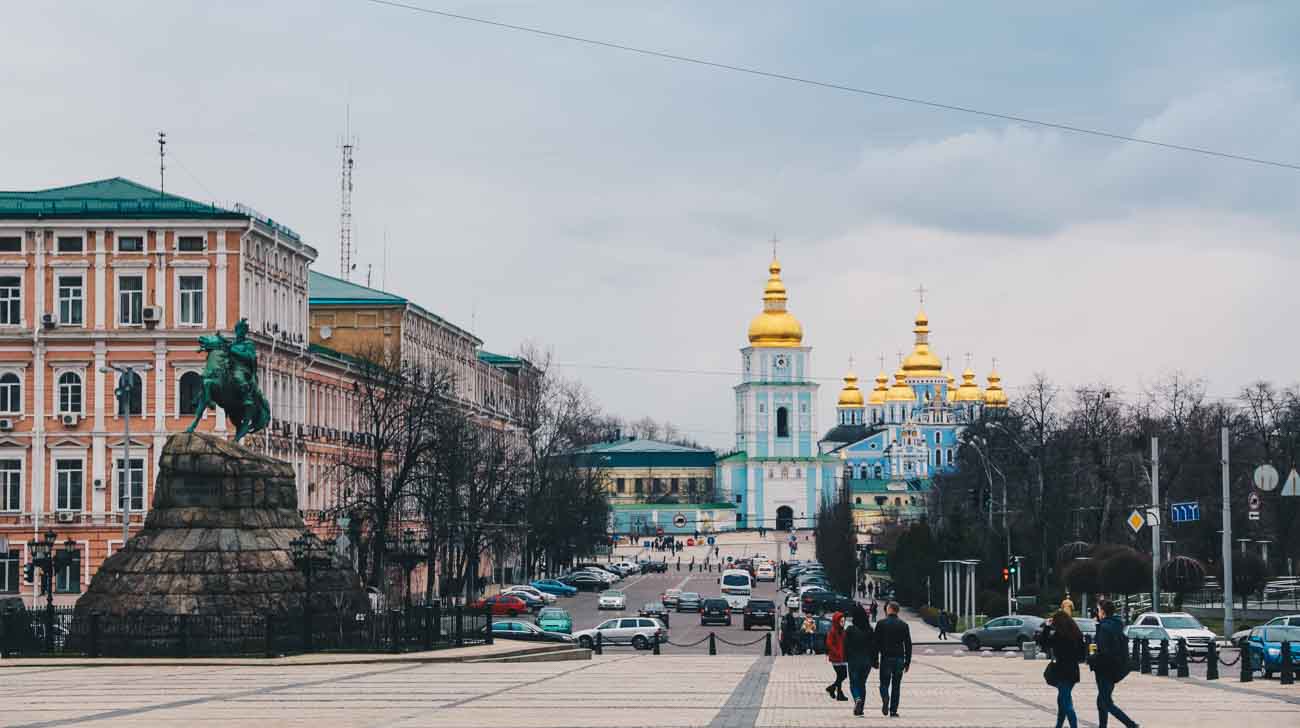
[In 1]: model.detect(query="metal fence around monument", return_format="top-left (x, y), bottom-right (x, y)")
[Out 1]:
top-left (0, 603), bottom-right (490, 658)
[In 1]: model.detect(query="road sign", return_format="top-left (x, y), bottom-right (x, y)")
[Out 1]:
top-left (1254, 464), bottom-right (1280, 492)
top-left (1170, 501), bottom-right (1200, 523)
top-left (1126, 510), bottom-right (1145, 533)
top-left (643, 540), bottom-right (652, 549)
top-left (1282, 468), bottom-right (1300, 497)
top-left (686, 538), bottom-right (695, 546)
top-left (672, 513), bottom-right (687, 528)
top-left (706, 536), bottom-right (715, 546)
top-left (1248, 492), bottom-right (1261, 511)
top-left (1249, 512), bottom-right (1261, 521)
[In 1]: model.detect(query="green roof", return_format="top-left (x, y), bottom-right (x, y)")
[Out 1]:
top-left (309, 270), bottom-right (480, 344)
top-left (0, 177), bottom-right (244, 220)
top-left (477, 350), bottom-right (524, 367)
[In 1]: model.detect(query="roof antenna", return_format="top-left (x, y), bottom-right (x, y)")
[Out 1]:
top-left (157, 131), bottom-right (167, 196)
top-left (339, 105), bottom-right (357, 281)
top-left (366, 263), bottom-right (373, 288)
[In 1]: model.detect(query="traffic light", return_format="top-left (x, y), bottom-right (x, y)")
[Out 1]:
top-left (1008, 558), bottom-right (1019, 577)
top-left (1001, 567), bottom-right (1010, 583)
top-left (23, 562), bottom-right (34, 584)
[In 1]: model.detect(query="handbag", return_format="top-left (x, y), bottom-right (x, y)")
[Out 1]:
top-left (1043, 659), bottom-right (1060, 687)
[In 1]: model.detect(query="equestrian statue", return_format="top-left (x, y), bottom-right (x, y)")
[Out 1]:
top-left (185, 318), bottom-right (271, 441)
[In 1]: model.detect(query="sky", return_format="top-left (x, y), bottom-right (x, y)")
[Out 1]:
top-left (4, 1), bottom-right (1298, 448)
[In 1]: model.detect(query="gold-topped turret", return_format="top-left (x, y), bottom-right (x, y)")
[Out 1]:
top-left (867, 370), bottom-right (889, 405)
top-left (838, 371), bottom-right (865, 407)
top-left (945, 371), bottom-right (957, 403)
top-left (954, 368), bottom-right (984, 402)
top-left (902, 309), bottom-right (943, 377)
top-left (885, 367), bottom-right (916, 402)
top-left (747, 257), bottom-right (804, 347)
top-left (983, 369), bottom-right (1009, 408)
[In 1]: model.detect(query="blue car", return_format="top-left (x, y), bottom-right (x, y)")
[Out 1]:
top-left (531, 579), bottom-right (578, 597)
top-left (1246, 626), bottom-right (1300, 678)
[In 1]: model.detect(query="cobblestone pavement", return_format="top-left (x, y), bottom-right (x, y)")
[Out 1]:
top-left (3, 651), bottom-right (1297, 727)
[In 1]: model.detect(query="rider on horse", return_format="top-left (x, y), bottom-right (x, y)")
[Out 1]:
top-left (186, 318), bottom-right (271, 441)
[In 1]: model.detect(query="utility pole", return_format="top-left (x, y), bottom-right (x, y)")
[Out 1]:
top-left (1221, 427), bottom-right (1234, 637)
top-left (1151, 436), bottom-right (1160, 610)
top-left (100, 363), bottom-right (152, 549)
top-left (157, 131), bottom-right (166, 194)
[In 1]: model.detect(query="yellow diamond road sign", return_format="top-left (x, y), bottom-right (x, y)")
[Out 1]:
top-left (1127, 510), bottom-right (1145, 533)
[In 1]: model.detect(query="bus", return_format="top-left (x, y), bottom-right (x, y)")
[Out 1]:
top-left (720, 569), bottom-right (753, 608)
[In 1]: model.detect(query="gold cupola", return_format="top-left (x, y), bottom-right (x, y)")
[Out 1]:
top-left (902, 310), bottom-right (943, 378)
top-left (945, 371), bottom-right (957, 403)
top-left (954, 368), bottom-right (984, 402)
top-left (838, 371), bottom-right (865, 407)
top-left (984, 369), bottom-right (1009, 408)
top-left (885, 367), bottom-right (916, 402)
top-left (747, 257), bottom-right (803, 347)
top-left (867, 370), bottom-right (889, 405)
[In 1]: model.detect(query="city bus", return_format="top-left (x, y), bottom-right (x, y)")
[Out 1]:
top-left (720, 569), bottom-right (753, 608)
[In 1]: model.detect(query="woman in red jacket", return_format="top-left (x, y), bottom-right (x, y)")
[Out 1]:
top-left (824, 611), bottom-right (849, 700)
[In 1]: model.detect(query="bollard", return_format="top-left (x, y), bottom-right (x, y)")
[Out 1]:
top-left (595, 630), bottom-right (603, 655)
top-left (1175, 638), bottom-right (1189, 678)
top-left (653, 633), bottom-right (661, 655)
top-left (1206, 640), bottom-right (1219, 680)
top-left (1282, 641), bottom-right (1295, 686)
top-left (709, 631), bottom-right (717, 656)
top-left (677, 558), bottom-right (681, 571)
top-left (1139, 639), bottom-right (1151, 674)
top-left (1240, 641), bottom-right (1253, 682)
top-left (1157, 639), bottom-right (1170, 676)
top-left (764, 632), bottom-right (773, 656)
top-left (1130, 636), bottom-right (1141, 670)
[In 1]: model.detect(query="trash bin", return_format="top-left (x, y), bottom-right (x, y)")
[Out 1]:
top-left (1023, 642), bottom-right (1039, 660)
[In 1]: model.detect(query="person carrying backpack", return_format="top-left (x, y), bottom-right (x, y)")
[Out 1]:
top-left (1088, 599), bottom-right (1138, 728)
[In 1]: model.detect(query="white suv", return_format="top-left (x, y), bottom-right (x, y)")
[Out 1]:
top-left (573, 617), bottom-right (667, 650)
top-left (1132, 612), bottom-right (1217, 653)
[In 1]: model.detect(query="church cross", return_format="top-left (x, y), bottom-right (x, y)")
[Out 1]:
top-left (848, 354), bottom-right (855, 371)
top-left (964, 352), bottom-right (973, 367)
top-left (914, 284), bottom-right (928, 306)
top-left (878, 353), bottom-right (885, 371)
top-left (770, 235), bottom-right (779, 258)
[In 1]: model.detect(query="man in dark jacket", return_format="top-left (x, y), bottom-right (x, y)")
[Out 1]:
top-left (1089, 599), bottom-right (1137, 728)
top-left (873, 601), bottom-right (912, 717)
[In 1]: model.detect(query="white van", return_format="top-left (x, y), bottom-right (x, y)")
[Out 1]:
top-left (720, 569), bottom-right (754, 609)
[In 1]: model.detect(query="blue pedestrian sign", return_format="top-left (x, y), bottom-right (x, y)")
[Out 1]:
top-left (643, 540), bottom-right (652, 548)
top-left (1170, 501), bottom-right (1200, 524)
top-left (707, 536), bottom-right (715, 546)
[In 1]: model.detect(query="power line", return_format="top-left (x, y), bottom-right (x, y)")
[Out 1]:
top-left (364, 0), bottom-right (1300, 172)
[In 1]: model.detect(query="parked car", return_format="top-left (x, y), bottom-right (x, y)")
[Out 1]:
top-left (575, 563), bottom-right (622, 580)
top-left (960, 615), bottom-right (1046, 651)
top-left (1132, 612), bottom-right (1216, 654)
top-left (743, 599), bottom-right (777, 630)
top-left (559, 572), bottom-right (607, 592)
top-left (502, 590), bottom-right (546, 612)
top-left (700, 598), bottom-right (733, 626)
top-left (1244, 626), bottom-right (1300, 678)
top-left (1125, 625), bottom-right (1173, 657)
top-left (530, 579), bottom-right (578, 597)
top-left (1074, 618), bottom-right (1098, 642)
top-left (801, 590), bottom-right (855, 615)
top-left (573, 617), bottom-right (667, 650)
top-left (504, 585), bottom-right (556, 604)
top-left (755, 563), bottom-right (776, 582)
top-left (641, 561), bottom-right (668, 573)
top-left (487, 619), bottom-right (575, 643)
top-left (1232, 614), bottom-right (1300, 643)
top-left (598, 590), bottom-right (628, 610)
top-left (472, 594), bottom-right (530, 617)
top-left (676, 592), bottom-right (702, 612)
top-left (662, 588), bottom-right (682, 607)
top-left (639, 601), bottom-right (671, 628)
top-left (612, 561), bottom-right (641, 574)
top-left (535, 607), bottom-right (574, 634)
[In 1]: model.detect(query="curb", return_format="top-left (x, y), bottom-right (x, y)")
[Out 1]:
top-left (0, 643), bottom-right (577, 668)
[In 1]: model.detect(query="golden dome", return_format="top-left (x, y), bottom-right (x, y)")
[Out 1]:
top-left (945, 371), bottom-right (957, 403)
top-left (867, 371), bottom-right (889, 405)
top-left (954, 368), bottom-right (984, 402)
top-left (885, 368), bottom-right (916, 402)
top-left (902, 309), bottom-right (943, 378)
top-left (838, 371), bottom-right (865, 407)
top-left (984, 370), bottom-right (1009, 408)
top-left (747, 257), bottom-right (803, 347)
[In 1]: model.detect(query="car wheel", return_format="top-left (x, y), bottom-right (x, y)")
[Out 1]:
top-left (963, 635), bottom-right (980, 651)
top-left (632, 635), bottom-right (649, 650)
top-left (578, 636), bottom-right (592, 649)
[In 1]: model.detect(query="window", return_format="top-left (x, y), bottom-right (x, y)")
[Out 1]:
top-left (0, 276), bottom-right (19, 325)
top-left (56, 236), bottom-right (83, 253)
top-left (55, 549), bottom-right (80, 593)
top-left (0, 373), bottom-right (18, 413)
top-left (179, 371), bottom-right (202, 415)
top-left (615, 478), bottom-right (625, 494)
top-left (117, 236), bottom-right (144, 253)
top-left (776, 406), bottom-right (790, 438)
top-left (118, 275), bottom-right (144, 325)
top-left (117, 371), bottom-right (143, 415)
top-left (0, 460), bottom-right (19, 512)
top-left (57, 372), bottom-right (82, 414)
top-left (0, 237), bottom-right (20, 252)
top-left (117, 457), bottom-right (145, 512)
top-left (179, 275), bottom-right (204, 325)
top-left (934, 432), bottom-right (941, 445)
top-left (670, 478), bottom-right (679, 494)
top-left (634, 478), bottom-right (644, 494)
top-left (735, 494), bottom-right (743, 504)
top-left (177, 236), bottom-right (205, 252)
top-left (57, 275), bottom-right (83, 325)
top-left (55, 459), bottom-right (82, 511)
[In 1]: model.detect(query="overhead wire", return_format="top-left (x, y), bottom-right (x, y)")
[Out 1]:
top-left (364, 0), bottom-right (1300, 172)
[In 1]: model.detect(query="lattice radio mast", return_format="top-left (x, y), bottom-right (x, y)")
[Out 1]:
top-left (339, 113), bottom-right (357, 281)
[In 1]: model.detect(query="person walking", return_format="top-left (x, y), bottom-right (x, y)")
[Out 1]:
top-left (1060, 593), bottom-right (1075, 617)
top-left (1039, 610), bottom-right (1086, 728)
top-left (824, 612), bottom-right (849, 701)
top-left (801, 613), bottom-right (817, 655)
top-left (1089, 599), bottom-right (1138, 728)
top-left (937, 609), bottom-right (949, 640)
top-left (843, 604), bottom-right (876, 716)
top-left (873, 601), bottom-right (912, 717)
top-left (780, 611), bottom-right (798, 656)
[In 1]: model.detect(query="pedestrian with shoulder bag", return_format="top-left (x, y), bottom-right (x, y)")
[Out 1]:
top-left (1039, 610), bottom-right (1086, 728)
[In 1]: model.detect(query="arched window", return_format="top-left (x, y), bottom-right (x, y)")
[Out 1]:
top-left (118, 371), bottom-right (143, 415)
top-left (874, 465), bottom-right (882, 479)
top-left (934, 431), bottom-right (941, 445)
top-left (0, 372), bottom-right (18, 413)
top-left (855, 497), bottom-right (862, 505)
top-left (57, 372), bottom-right (81, 414)
top-left (776, 406), bottom-right (789, 438)
top-left (179, 371), bottom-right (203, 415)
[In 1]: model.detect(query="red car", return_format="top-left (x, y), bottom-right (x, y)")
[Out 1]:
top-left (472, 594), bottom-right (529, 617)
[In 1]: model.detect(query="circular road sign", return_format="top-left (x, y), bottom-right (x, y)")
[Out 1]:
top-left (672, 513), bottom-right (687, 528)
top-left (686, 538), bottom-right (695, 547)
top-left (1254, 464), bottom-right (1280, 492)
top-left (706, 536), bottom-right (716, 546)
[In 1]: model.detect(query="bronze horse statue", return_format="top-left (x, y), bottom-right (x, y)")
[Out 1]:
top-left (185, 319), bottom-right (271, 441)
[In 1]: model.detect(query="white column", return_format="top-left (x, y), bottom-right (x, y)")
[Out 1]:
top-left (155, 230), bottom-right (168, 327)
top-left (92, 342), bottom-right (107, 521)
top-left (214, 229), bottom-right (227, 330)
top-left (95, 229), bottom-right (107, 329)
top-left (153, 340), bottom-right (166, 432)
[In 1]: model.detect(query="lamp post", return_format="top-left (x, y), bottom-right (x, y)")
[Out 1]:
top-left (99, 363), bottom-right (152, 549)
top-left (290, 530), bottom-right (335, 652)
top-left (25, 530), bottom-right (79, 652)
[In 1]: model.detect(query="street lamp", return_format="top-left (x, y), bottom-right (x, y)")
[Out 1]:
top-left (98, 363), bottom-right (152, 549)
top-left (25, 529), bottom-right (79, 652)
top-left (290, 530), bottom-right (335, 651)
top-left (389, 528), bottom-right (424, 609)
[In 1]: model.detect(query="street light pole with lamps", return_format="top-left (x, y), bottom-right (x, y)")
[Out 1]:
top-left (98, 363), bottom-right (152, 549)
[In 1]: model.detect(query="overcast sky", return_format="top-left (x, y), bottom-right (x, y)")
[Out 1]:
top-left (5, 2), bottom-right (1298, 448)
